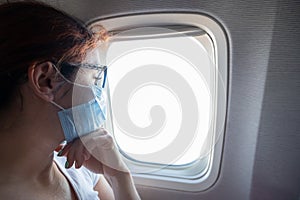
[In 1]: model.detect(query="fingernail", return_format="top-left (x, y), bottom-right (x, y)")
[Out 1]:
top-left (65, 161), bottom-right (69, 168)
top-left (57, 150), bottom-right (63, 156)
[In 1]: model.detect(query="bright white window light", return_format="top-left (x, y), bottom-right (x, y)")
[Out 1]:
top-left (105, 28), bottom-right (215, 166)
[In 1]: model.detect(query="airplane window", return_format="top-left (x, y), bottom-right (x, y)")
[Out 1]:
top-left (92, 13), bottom-right (227, 191)
top-left (106, 27), bottom-right (214, 167)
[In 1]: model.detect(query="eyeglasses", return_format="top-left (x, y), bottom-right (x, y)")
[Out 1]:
top-left (77, 63), bottom-right (107, 88)
top-left (60, 62), bottom-right (108, 88)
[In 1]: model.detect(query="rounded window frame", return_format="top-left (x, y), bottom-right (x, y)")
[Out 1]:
top-left (88, 12), bottom-right (228, 192)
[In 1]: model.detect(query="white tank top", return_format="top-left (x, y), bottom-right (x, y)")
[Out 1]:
top-left (54, 153), bottom-right (101, 200)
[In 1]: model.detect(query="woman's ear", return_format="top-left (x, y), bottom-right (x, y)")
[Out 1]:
top-left (27, 62), bottom-right (59, 102)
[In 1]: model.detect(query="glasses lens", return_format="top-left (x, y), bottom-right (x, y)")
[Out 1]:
top-left (95, 70), bottom-right (103, 86)
top-left (60, 62), bottom-right (107, 87)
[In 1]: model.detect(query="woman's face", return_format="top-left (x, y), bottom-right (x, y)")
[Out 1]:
top-left (74, 49), bottom-right (103, 86)
top-left (55, 49), bottom-right (105, 108)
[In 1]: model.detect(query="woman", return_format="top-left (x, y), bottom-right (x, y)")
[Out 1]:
top-left (0, 1), bottom-right (140, 199)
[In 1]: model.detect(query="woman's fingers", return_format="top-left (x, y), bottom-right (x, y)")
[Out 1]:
top-left (83, 147), bottom-right (91, 160)
top-left (59, 139), bottom-right (91, 169)
top-left (76, 147), bottom-right (92, 168)
top-left (75, 154), bottom-right (85, 169)
top-left (54, 144), bottom-right (64, 152)
top-left (58, 142), bottom-right (72, 156)
top-left (57, 128), bottom-right (124, 173)
top-left (65, 144), bottom-right (76, 169)
top-left (73, 140), bottom-right (85, 169)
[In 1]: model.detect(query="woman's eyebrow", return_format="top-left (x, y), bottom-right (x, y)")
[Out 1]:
top-left (68, 62), bottom-right (106, 71)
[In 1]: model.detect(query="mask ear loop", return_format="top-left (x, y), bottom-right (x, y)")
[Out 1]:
top-left (51, 100), bottom-right (65, 110)
top-left (50, 63), bottom-right (92, 110)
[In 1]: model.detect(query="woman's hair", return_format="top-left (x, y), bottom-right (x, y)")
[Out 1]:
top-left (0, 1), bottom-right (104, 108)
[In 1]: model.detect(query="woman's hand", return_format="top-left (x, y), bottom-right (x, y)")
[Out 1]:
top-left (57, 128), bottom-right (141, 199)
top-left (57, 128), bottom-right (129, 178)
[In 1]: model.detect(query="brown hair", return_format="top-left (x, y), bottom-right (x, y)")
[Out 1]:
top-left (0, 1), bottom-right (104, 108)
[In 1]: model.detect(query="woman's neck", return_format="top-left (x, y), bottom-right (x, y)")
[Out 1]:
top-left (0, 130), bottom-right (57, 183)
top-left (0, 102), bottom-right (63, 184)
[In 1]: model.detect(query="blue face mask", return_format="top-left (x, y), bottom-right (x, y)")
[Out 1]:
top-left (51, 66), bottom-right (107, 142)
